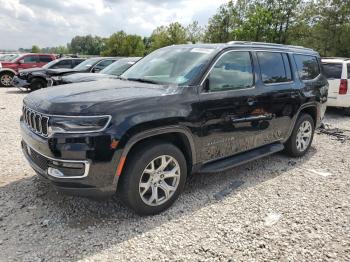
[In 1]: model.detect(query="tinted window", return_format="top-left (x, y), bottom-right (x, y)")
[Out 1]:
top-left (94, 59), bottom-right (115, 70)
top-left (23, 55), bottom-right (38, 63)
top-left (39, 55), bottom-right (53, 63)
top-left (73, 59), bottom-right (85, 67)
top-left (294, 55), bottom-right (320, 80)
top-left (347, 64), bottom-right (350, 79)
top-left (50, 59), bottom-right (72, 69)
top-left (208, 51), bottom-right (254, 92)
top-left (322, 63), bottom-right (342, 79)
top-left (257, 52), bottom-right (292, 84)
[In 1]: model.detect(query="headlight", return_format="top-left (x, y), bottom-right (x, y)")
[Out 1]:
top-left (48, 115), bottom-right (111, 134)
top-left (51, 76), bottom-right (62, 81)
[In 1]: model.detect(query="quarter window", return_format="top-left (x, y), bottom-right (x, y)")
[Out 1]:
top-left (39, 56), bottom-right (53, 63)
top-left (347, 64), bottom-right (350, 79)
top-left (294, 55), bottom-right (320, 80)
top-left (257, 52), bottom-right (292, 84)
top-left (208, 51), bottom-right (254, 92)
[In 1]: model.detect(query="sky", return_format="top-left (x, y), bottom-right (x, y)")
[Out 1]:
top-left (0, 0), bottom-right (230, 50)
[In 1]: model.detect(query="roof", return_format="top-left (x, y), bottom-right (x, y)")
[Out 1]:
top-left (164, 41), bottom-right (319, 55)
top-left (322, 57), bottom-right (350, 63)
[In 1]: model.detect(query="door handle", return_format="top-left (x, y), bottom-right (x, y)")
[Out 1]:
top-left (247, 97), bottom-right (257, 106)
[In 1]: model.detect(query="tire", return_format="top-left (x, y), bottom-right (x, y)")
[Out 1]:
top-left (0, 71), bottom-right (14, 87)
top-left (284, 114), bottom-right (315, 157)
top-left (118, 141), bottom-right (187, 216)
top-left (30, 78), bottom-right (47, 91)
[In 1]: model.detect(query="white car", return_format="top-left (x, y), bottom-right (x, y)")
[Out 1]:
top-left (322, 58), bottom-right (350, 115)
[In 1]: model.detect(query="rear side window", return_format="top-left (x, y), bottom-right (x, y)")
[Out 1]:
top-left (294, 55), bottom-right (320, 80)
top-left (73, 59), bottom-right (85, 67)
top-left (347, 64), bottom-right (350, 79)
top-left (257, 52), bottom-right (292, 84)
top-left (23, 55), bottom-right (38, 63)
top-left (51, 59), bottom-right (72, 69)
top-left (94, 59), bottom-right (115, 70)
top-left (322, 63), bottom-right (342, 79)
top-left (39, 55), bottom-right (53, 63)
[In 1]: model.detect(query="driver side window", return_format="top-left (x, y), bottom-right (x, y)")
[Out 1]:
top-left (208, 51), bottom-right (254, 92)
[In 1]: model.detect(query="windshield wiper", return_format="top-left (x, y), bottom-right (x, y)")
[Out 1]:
top-left (125, 78), bottom-right (160, 84)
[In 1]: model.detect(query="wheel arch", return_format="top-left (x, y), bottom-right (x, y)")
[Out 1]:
top-left (0, 68), bottom-right (17, 75)
top-left (116, 126), bottom-right (196, 177)
top-left (283, 103), bottom-right (318, 143)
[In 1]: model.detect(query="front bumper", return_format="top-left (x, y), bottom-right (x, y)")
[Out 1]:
top-left (12, 76), bottom-right (30, 88)
top-left (20, 120), bottom-right (121, 199)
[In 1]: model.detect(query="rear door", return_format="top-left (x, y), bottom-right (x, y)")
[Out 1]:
top-left (322, 62), bottom-right (343, 106)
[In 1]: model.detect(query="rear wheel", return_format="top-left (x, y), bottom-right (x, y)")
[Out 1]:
top-left (284, 114), bottom-right (315, 157)
top-left (30, 78), bottom-right (47, 91)
top-left (0, 72), bottom-right (14, 87)
top-left (118, 141), bottom-right (187, 216)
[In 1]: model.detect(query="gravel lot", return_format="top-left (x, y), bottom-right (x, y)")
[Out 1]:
top-left (0, 87), bottom-right (349, 261)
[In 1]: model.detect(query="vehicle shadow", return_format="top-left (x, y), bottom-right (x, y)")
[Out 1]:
top-left (0, 147), bottom-right (317, 261)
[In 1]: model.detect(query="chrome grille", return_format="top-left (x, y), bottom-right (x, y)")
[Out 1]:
top-left (22, 105), bottom-right (49, 137)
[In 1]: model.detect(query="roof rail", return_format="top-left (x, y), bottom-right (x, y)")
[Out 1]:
top-left (227, 41), bottom-right (314, 52)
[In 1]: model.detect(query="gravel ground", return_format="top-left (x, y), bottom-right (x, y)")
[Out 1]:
top-left (0, 87), bottom-right (349, 262)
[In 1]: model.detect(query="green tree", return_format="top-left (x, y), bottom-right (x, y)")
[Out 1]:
top-left (31, 45), bottom-right (41, 53)
top-left (101, 31), bottom-right (145, 56)
top-left (149, 22), bottom-right (188, 51)
top-left (186, 21), bottom-right (204, 43)
top-left (70, 35), bottom-right (105, 55)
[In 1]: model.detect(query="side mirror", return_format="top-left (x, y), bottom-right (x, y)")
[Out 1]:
top-left (203, 78), bottom-right (210, 92)
top-left (18, 59), bottom-right (24, 64)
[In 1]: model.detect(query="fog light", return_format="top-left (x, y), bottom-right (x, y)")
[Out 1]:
top-left (48, 167), bottom-right (64, 177)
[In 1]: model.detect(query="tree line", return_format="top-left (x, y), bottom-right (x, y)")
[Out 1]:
top-left (25, 0), bottom-right (350, 57)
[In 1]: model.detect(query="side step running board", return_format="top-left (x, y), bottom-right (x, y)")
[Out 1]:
top-left (198, 143), bottom-right (284, 174)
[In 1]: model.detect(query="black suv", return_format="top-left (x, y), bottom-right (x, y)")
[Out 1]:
top-left (20, 42), bottom-right (328, 215)
top-left (12, 58), bottom-right (85, 90)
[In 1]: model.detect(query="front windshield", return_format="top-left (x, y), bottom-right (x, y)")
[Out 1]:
top-left (73, 58), bottom-right (100, 71)
top-left (101, 59), bottom-right (138, 76)
top-left (122, 46), bottom-right (217, 85)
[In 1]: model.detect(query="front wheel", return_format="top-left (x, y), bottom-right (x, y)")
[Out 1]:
top-left (284, 114), bottom-right (315, 157)
top-left (118, 142), bottom-right (187, 216)
top-left (0, 72), bottom-right (14, 87)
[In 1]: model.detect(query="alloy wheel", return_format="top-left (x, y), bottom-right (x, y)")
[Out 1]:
top-left (296, 120), bottom-right (312, 152)
top-left (139, 155), bottom-right (181, 206)
top-left (0, 74), bottom-right (13, 87)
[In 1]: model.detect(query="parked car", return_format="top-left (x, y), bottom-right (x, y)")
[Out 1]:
top-left (57, 57), bottom-right (141, 85)
top-left (321, 57), bottom-right (350, 115)
top-left (47, 57), bottom-right (119, 86)
top-left (12, 58), bottom-right (86, 90)
top-left (0, 53), bottom-right (20, 62)
top-left (0, 53), bottom-right (56, 87)
top-left (20, 42), bottom-right (328, 215)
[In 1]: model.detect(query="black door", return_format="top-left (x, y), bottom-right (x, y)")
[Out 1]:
top-left (197, 50), bottom-right (300, 163)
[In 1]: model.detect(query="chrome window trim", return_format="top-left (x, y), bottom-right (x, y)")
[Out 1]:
top-left (23, 144), bottom-right (90, 179)
top-left (200, 50), bottom-right (256, 92)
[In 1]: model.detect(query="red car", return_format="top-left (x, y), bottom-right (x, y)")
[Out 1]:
top-left (0, 53), bottom-right (56, 87)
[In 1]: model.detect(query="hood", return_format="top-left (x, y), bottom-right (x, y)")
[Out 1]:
top-left (46, 68), bottom-right (80, 76)
top-left (24, 79), bottom-right (180, 115)
top-left (19, 67), bottom-right (45, 74)
top-left (62, 73), bottom-right (117, 83)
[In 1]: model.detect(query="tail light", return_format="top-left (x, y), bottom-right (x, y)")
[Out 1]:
top-left (339, 79), bottom-right (348, 95)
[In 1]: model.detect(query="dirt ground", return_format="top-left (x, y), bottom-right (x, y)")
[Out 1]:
top-left (0, 88), bottom-right (349, 261)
